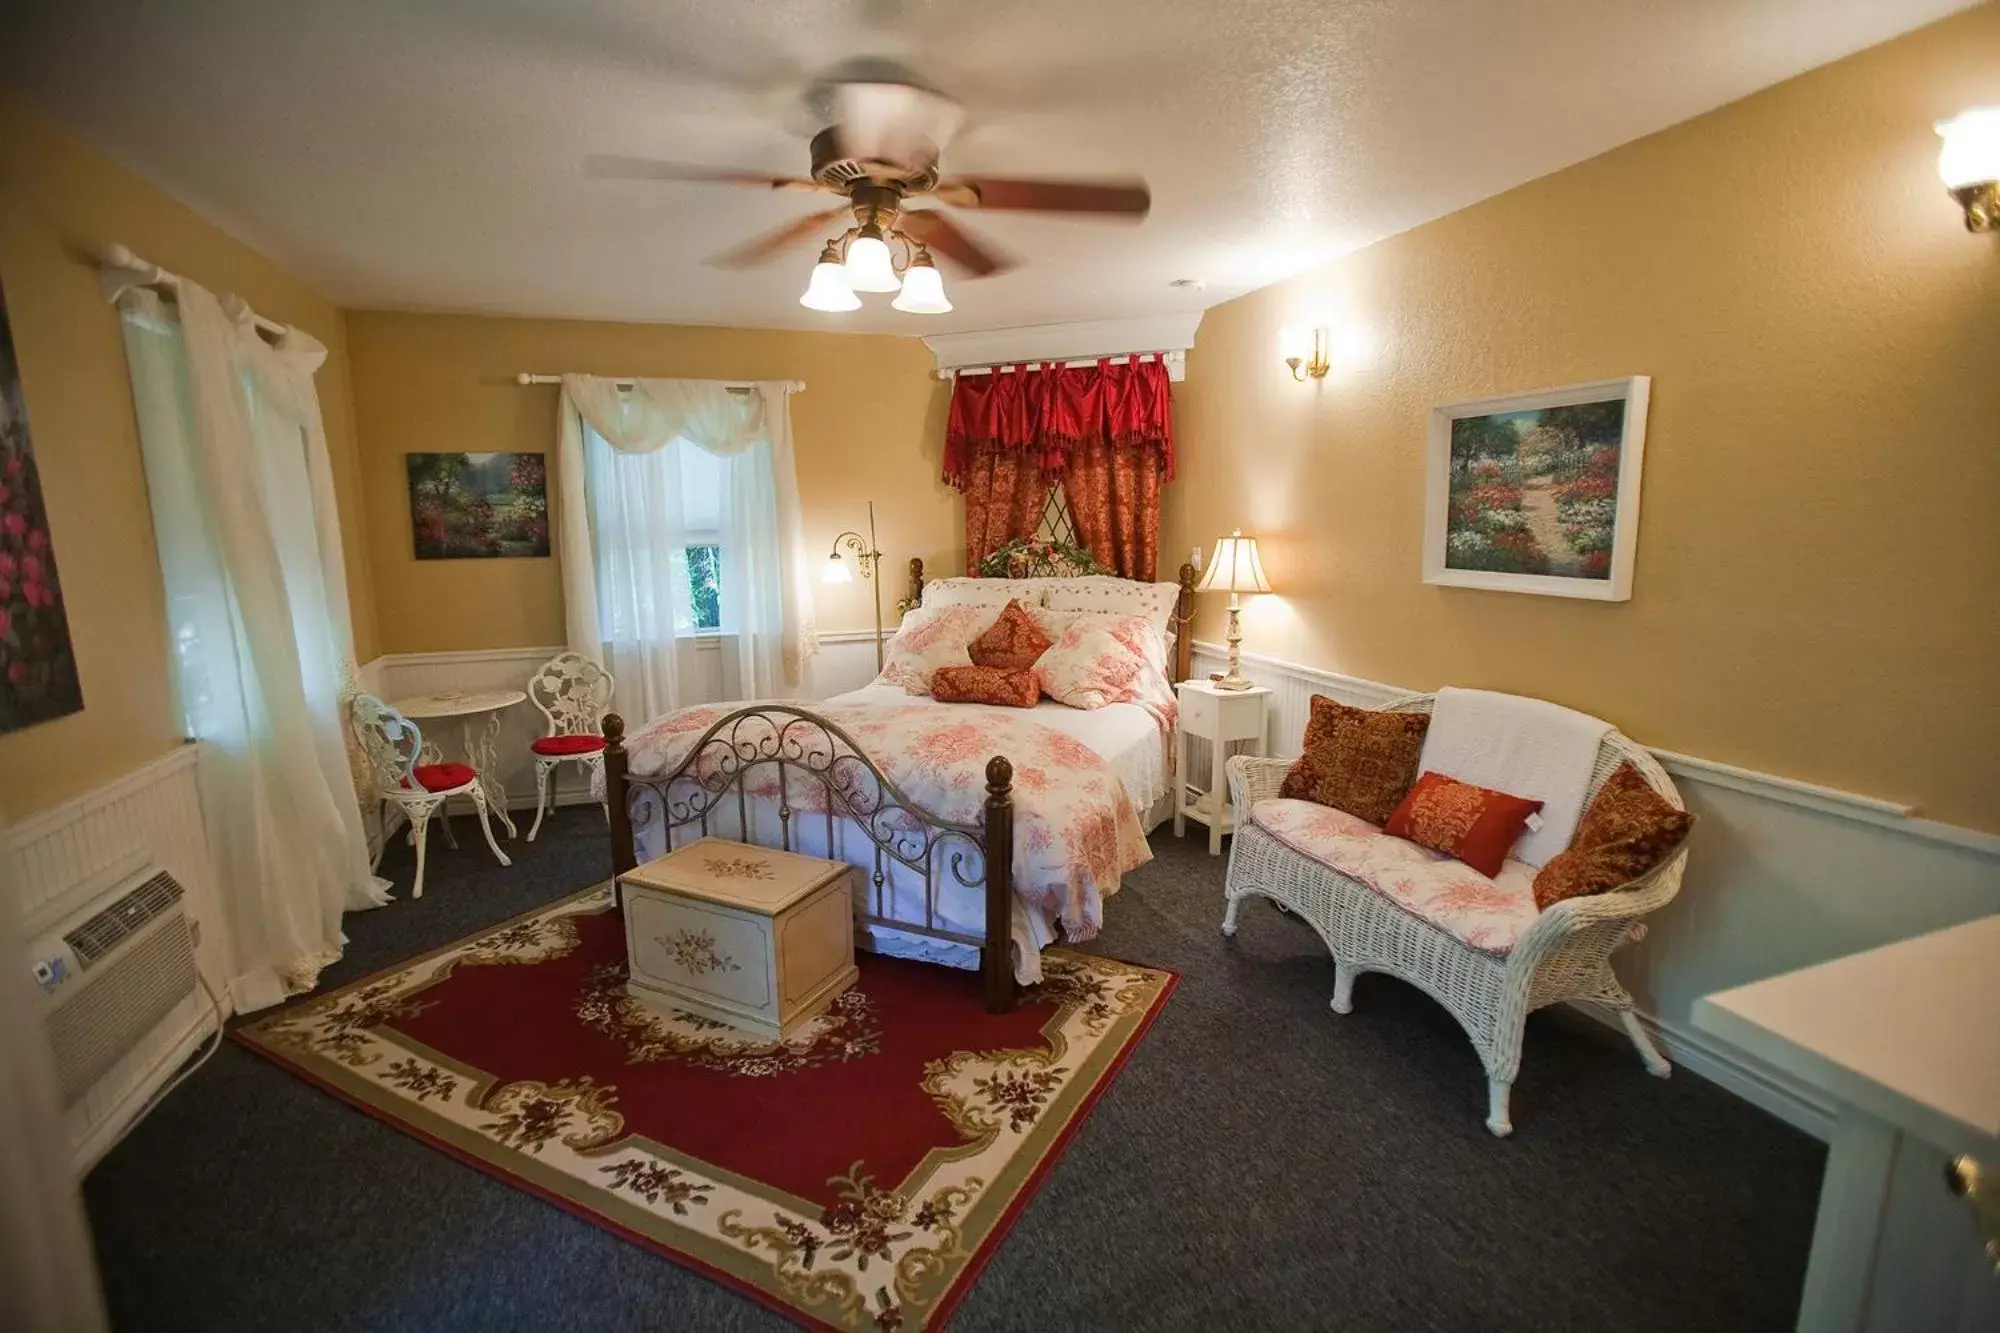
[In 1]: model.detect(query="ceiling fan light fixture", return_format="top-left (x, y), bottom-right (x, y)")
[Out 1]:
top-left (799, 243), bottom-right (861, 312)
top-left (844, 225), bottom-right (901, 293)
top-left (891, 250), bottom-right (952, 314)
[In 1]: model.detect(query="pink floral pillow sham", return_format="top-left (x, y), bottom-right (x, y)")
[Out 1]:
top-left (1036, 615), bottom-right (1173, 711)
top-left (875, 604), bottom-right (986, 695)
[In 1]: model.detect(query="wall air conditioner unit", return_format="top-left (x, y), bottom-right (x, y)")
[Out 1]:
top-left (27, 855), bottom-right (212, 1168)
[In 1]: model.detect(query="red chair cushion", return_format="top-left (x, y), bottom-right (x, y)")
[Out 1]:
top-left (532, 734), bottom-right (607, 757)
top-left (406, 762), bottom-right (477, 793)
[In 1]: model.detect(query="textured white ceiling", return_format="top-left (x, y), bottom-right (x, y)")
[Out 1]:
top-left (0, 0), bottom-right (1972, 334)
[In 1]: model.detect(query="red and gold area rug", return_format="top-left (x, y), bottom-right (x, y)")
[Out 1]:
top-left (235, 884), bottom-right (1175, 1331)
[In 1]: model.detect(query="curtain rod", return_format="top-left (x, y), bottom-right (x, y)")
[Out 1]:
top-left (514, 373), bottom-right (805, 392)
top-left (936, 349), bottom-right (1183, 380)
top-left (99, 243), bottom-right (290, 341)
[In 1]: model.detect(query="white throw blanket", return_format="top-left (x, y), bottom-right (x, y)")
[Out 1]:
top-left (1415, 687), bottom-right (1612, 868)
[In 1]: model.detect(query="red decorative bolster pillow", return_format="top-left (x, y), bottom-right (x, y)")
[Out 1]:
top-left (930, 665), bottom-right (1040, 708)
top-left (1384, 771), bottom-right (1545, 878)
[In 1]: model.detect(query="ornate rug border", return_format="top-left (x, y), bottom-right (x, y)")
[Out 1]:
top-left (231, 883), bottom-right (1179, 1330)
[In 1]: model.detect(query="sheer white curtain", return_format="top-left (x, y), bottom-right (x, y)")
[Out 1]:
top-left (556, 376), bottom-right (816, 719)
top-left (114, 283), bottom-right (386, 1015)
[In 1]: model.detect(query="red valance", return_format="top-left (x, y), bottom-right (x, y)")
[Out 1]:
top-left (943, 356), bottom-right (1175, 488)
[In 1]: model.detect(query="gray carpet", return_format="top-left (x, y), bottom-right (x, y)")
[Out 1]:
top-left (84, 806), bottom-right (1824, 1331)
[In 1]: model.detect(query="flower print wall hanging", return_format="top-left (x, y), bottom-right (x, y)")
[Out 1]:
top-left (0, 275), bottom-right (84, 732)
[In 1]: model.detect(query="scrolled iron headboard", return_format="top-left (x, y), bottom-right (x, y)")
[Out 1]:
top-left (603, 705), bottom-right (1018, 1013)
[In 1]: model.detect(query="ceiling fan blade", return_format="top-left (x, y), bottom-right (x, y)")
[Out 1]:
top-left (584, 155), bottom-right (822, 192)
top-left (930, 176), bottom-right (1150, 217)
top-left (897, 210), bottom-right (1013, 278)
top-left (707, 206), bottom-right (853, 268)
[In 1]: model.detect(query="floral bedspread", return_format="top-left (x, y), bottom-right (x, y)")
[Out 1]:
top-left (608, 700), bottom-right (1152, 940)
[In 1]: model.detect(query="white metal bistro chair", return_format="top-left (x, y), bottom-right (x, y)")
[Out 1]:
top-left (524, 651), bottom-right (616, 840)
top-left (351, 691), bottom-right (511, 898)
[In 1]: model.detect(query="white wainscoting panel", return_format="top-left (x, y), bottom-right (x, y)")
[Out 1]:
top-left (361, 633), bottom-right (889, 814)
top-left (4, 743), bottom-right (227, 1168)
top-left (1187, 641), bottom-right (2000, 1138)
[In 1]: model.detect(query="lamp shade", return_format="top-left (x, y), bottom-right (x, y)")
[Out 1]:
top-left (891, 254), bottom-right (952, 313)
top-left (821, 553), bottom-right (856, 585)
top-left (844, 230), bottom-right (901, 293)
top-left (1195, 529), bottom-right (1272, 594)
top-left (799, 248), bottom-right (860, 312)
top-left (1937, 108), bottom-right (2000, 188)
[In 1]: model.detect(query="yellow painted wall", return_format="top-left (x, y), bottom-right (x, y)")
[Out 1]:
top-left (0, 93), bottom-right (377, 822)
top-left (345, 311), bottom-right (952, 653)
top-left (1166, 4), bottom-right (2000, 831)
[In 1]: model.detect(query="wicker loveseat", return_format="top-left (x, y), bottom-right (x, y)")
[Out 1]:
top-left (1220, 691), bottom-right (1689, 1136)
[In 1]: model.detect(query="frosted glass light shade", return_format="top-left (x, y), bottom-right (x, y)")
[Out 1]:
top-left (1937, 108), bottom-right (2000, 188)
top-left (844, 233), bottom-right (901, 293)
top-left (799, 257), bottom-right (860, 312)
top-left (821, 554), bottom-right (856, 585)
top-left (1194, 528), bottom-right (1272, 594)
top-left (891, 258), bottom-right (952, 314)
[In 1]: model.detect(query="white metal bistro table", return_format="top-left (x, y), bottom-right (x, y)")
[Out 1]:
top-left (392, 688), bottom-right (527, 840)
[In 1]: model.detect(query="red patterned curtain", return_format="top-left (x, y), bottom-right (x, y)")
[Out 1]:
top-left (942, 357), bottom-right (1175, 578)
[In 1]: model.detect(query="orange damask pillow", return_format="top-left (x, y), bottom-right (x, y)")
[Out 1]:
top-left (968, 599), bottom-right (1053, 671)
top-left (1279, 695), bottom-right (1430, 827)
top-left (930, 665), bottom-right (1040, 708)
top-left (1384, 771), bottom-right (1544, 878)
top-left (1531, 763), bottom-right (1693, 909)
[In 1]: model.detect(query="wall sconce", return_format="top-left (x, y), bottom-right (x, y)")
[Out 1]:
top-left (1938, 108), bottom-right (2000, 232)
top-left (1279, 325), bottom-right (1330, 381)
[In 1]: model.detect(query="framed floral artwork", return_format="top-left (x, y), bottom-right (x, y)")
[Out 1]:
top-left (406, 451), bottom-right (550, 559)
top-left (1422, 376), bottom-right (1651, 601)
top-left (0, 275), bottom-right (84, 733)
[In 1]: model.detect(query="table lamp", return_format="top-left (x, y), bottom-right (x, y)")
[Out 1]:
top-left (1194, 529), bottom-right (1271, 690)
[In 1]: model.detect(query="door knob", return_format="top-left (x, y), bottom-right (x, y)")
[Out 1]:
top-left (1946, 1156), bottom-right (2000, 1275)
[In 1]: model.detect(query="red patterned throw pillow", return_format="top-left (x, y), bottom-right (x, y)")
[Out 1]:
top-left (1532, 762), bottom-right (1694, 909)
top-left (1385, 771), bottom-right (1545, 878)
top-left (930, 665), bottom-right (1040, 708)
top-left (968, 599), bottom-right (1053, 671)
top-left (1279, 695), bottom-right (1430, 826)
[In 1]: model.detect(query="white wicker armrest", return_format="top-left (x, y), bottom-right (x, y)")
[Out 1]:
top-left (1506, 843), bottom-right (1690, 969)
top-left (1226, 754), bottom-right (1292, 811)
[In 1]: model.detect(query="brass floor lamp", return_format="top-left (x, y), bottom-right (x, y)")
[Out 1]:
top-left (822, 501), bottom-right (887, 671)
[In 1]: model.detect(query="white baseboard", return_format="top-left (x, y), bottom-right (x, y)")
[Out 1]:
top-left (1566, 1002), bottom-right (1836, 1139)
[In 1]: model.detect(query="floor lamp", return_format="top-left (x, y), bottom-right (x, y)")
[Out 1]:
top-left (822, 501), bottom-right (886, 672)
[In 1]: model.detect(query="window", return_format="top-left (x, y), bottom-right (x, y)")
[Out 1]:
top-left (676, 444), bottom-right (725, 634)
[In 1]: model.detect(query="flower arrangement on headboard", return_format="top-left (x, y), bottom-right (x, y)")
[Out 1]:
top-left (977, 537), bottom-right (1111, 579)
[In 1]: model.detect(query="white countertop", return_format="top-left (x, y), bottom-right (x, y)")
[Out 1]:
top-left (1694, 914), bottom-right (2000, 1155)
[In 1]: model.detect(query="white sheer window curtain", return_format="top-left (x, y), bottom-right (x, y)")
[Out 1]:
top-left (556, 376), bottom-right (816, 722)
top-left (113, 281), bottom-right (387, 1015)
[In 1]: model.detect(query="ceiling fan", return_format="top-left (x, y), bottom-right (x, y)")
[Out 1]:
top-left (584, 60), bottom-right (1150, 315)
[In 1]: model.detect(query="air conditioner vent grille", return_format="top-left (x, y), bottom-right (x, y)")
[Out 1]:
top-left (64, 871), bottom-right (184, 968)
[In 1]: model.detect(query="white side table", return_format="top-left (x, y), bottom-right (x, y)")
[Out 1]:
top-left (393, 688), bottom-right (528, 840)
top-left (1173, 680), bottom-right (1272, 855)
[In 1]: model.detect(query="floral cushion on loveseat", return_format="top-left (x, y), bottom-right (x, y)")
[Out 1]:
top-left (1249, 798), bottom-right (1541, 957)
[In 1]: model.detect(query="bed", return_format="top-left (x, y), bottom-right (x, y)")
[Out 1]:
top-left (602, 560), bottom-right (1198, 1014)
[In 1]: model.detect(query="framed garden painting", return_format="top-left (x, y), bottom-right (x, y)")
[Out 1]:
top-left (1422, 376), bottom-right (1650, 601)
top-left (406, 451), bottom-right (550, 559)
top-left (1, 275), bottom-right (85, 733)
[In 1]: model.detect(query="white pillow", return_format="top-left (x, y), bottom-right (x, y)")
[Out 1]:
top-left (875, 604), bottom-right (985, 695)
top-left (920, 577), bottom-right (1048, 611)
top-left (1036, 615), bottom-right (1174, 711)
top-left (1040, 576), bottom-right (1182, 640)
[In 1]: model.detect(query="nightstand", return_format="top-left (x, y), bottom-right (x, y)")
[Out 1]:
top-left (1173, 679), bottom-right (1273, 855)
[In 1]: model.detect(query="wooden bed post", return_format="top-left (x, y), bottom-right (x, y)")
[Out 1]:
top-left (982, 755), bottom-right (1016, 1014)
top-left (908, 556), bottom-right (925, 608)
top-left (602, 713), bottom-right (638, 877)
top-left (1173, 560), bottom-right (1198, 685)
